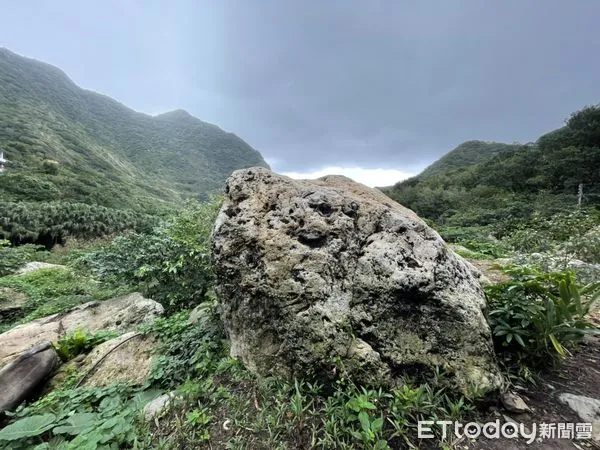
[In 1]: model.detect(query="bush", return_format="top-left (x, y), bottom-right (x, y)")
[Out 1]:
top-left (503, 209), bottom-right (600, 257)
top-left (562, 224), bottom-right (600, 263)
top-left (0, 266), bottom-right (125, 333)
top-left (0, 383), bottom-right (158, 449)
top-left (486, 265), bottom-right (600, 367)
top-left (53, 328), bottom-right (118, 362)
top-left (0, 240), bottom-right (48, 276)
top-left (79, 198), bottom-right (221, 312)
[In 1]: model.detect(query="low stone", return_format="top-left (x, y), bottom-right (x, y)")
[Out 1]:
top-left (143, 392), bottom-right (177, 422)
top-left (78, 332), bottom-right (156, 387)
top-left (0, 293), bottom-right (163, 367)
top-left (559, 393), bottom-right (600, 423)
top-left (501, 391), bottom-right (530, 413)
top-left (0, 341), bottom-right (58, 412)
top-left (17, 262), bottom-right (66, 275)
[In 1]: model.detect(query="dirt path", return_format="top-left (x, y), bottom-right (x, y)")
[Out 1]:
top-left (457, 335), bottom-right (600, 449)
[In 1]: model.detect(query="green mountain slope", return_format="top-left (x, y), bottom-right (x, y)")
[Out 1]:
top-left (384, 106), bottom-right (600, 230)
top-left (419, 140), bottom-right (520, 178)
top-left (0, 48), bottom-right (268, 213)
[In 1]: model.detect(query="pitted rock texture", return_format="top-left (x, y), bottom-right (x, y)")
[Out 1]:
top-left (212, 167), bottom-right (503, 393)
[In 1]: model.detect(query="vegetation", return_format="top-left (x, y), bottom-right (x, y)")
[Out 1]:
top-left (54, 328), bottom-right (119, 363)
top-left (79, 199), bottom-right (220, 312)
top-left (0, 383), bottom-right (159, 449)
top-left (0, 47), bottom-right (267, 247)
top-left (0, 202), bottom-right (157, 247)
top-left (0, 266), bottom-right (127, 333)
top-left (486, 265), bottom-right (600, 368)
top-left (0, 240), bottom-right (48, 276)
top-left (384, 106), bottom-right (600, 246)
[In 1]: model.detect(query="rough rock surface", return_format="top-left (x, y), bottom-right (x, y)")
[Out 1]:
top-left (0, 341), bottom-right (58, 412)
top-left (78, 332), bottom-right (156, 387)
top-left (0, 293), bottom-right (163, 367)
top-left (500, 391), bottom-right (530, 413)
top-left (212, 168), bottom-right (503, 393)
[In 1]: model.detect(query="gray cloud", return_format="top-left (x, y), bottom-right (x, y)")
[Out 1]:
top-left (2, 0), bottom-right (599, 173)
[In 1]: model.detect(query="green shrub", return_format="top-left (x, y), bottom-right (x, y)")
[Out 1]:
top-left (0, 240), bottom-right (48, 276)
top-left (562, 224), bottom-right (600, 263)
top-left (80, 198), bottom-right (221, 312)
top-left (141, 297), bottom-right (226, 389)
top-left (486, 265), bottom-right (600, 367)
top-left (0, 383), bottom-right (159, 449)
top-left (503, 209), bottom-right (600, 257)
top-left (0, 201), bottom-right (157, 245)
top-left (53, 328), bottom-right (118, 362)
top-left (0, 266), bottom-right (126, 333)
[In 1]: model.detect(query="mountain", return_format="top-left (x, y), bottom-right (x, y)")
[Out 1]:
top-left (384, 106), bottom-right (600, 232)
top-left (418, 140), bottom-right (520, 178)
top-left (0, 48), bottom-right (268, 214)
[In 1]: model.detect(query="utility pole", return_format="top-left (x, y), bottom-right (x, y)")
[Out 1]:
top-left (0, 151), bottom-right (6, 175)
top-left (577, 183), bottom-right (583, 208)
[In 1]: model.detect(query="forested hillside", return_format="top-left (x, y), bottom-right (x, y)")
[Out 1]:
top-left (385, 106), bottom-right (600, 235)
top-left (0, 48), bottom-right (268, 210)
top-left (0, 48), bottom-right (268, 245)
top-left (418, 140), bottom-right (521, 179)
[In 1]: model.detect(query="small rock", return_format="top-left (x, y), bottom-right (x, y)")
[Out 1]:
top-left (501, 391), bottom-right (530, 413)
top-left (144, 392), bottom-right (177, 422)
top-left (17, 262), bottom-right (66, 275)
top-left (559, 393), bottom-right (600, 423)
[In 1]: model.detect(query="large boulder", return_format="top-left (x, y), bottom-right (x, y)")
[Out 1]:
top-left (212, 168), bottom-right (503, 393)
top-left (0, 293), bottom-right (163, 367)
top-left (0, 341), bottom-right (58, 412)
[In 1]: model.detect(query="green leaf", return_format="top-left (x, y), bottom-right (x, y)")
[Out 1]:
top-left (549, 333), bottom-right (567, 357)
top-left (514, 334), bottom-right (526, 347)
top-left (52, 413), bottom-right (98, 436)
top-left (0, 413), bottom-right (57, 441)
top-left (371, 417), bottom-right (384, 433)
top-left (358, 411), bottom-right (371, 434)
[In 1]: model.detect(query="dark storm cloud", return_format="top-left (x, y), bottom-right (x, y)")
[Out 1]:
top-left (2, 0), bottom-right (600, 172)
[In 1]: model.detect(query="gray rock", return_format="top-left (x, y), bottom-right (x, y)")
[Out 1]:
top-left (212, 168), bottom-right (504, 394)
top-left (143, 392), bottom-right (177, 422)
top-left (0, 341), bottom-right (58, 412)
top-left (17, 262), bottom-right (66, 275)
top-left (0, 293), bottom-right (164, 367)
top-left (77, 332), bottom-right (156, 387)
top-left (500, 391), bottom-right (530, 413)
top-left (559, 393), bottom-right (600, 422)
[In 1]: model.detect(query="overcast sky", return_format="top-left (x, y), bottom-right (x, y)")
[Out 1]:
top-left (2, 1), bottom-right (599, 185)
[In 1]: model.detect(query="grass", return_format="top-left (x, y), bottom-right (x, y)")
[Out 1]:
top-left (0, 266), bottom-right (129, 333)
